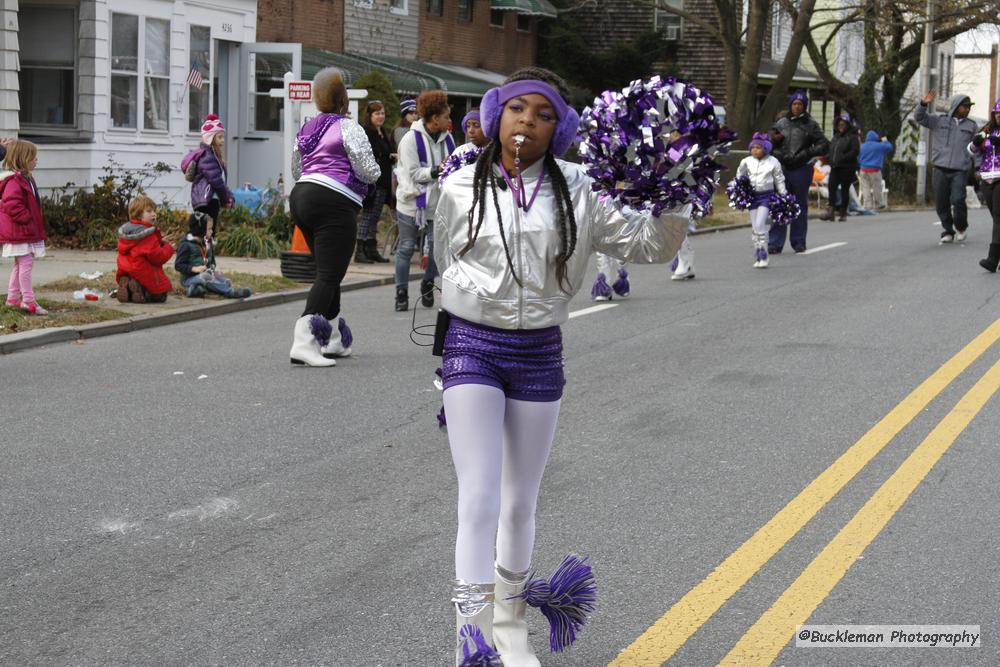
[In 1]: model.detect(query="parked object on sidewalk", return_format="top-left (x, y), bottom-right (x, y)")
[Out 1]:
top-left (1, 140), bottom-right (49, 316)
top-left (280, 227), bottom-right (317, 282)
top-left (116, 196), bottom-right (174, 303)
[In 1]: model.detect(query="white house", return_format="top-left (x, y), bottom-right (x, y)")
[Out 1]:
top-left (2, 0), bottom-right (259, 204)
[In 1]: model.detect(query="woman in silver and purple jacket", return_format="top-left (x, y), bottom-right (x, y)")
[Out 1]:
top-left (287, 67), bottom-right (380, 366)
top-left (971, 99), bottom-right (1000, 272)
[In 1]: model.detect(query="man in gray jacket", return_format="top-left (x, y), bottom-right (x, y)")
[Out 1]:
top-left (915, 90), bottom-right (977, 243)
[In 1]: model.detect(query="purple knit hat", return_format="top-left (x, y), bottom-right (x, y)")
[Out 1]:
top-left (461, 109), bottom-right (481, 133)
top-left (788, 90), bottom-right (809, 112)
top-left (748, 131), bottom-right (772, 154)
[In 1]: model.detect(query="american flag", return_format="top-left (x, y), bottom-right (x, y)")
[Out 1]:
top-left (187, 68), bottom-right (204, 90)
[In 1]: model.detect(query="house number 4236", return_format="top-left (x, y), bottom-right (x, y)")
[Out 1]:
top-left (220, 22), bottom-right (233, 33)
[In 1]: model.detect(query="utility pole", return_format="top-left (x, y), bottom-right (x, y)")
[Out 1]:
top-left (916, 0), bottom-right (934, 203)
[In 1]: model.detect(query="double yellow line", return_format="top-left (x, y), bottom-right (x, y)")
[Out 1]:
top-left (611, 318), bottom-right (1000, 666)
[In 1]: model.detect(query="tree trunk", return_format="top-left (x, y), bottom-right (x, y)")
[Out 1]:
top-left (755, 0), bottom-right (818, 133)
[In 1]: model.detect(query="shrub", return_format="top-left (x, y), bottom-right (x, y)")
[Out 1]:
top-left (215, 222), bottom-right (284, 258)
top-left (354, 69), bottom-right (400, 130)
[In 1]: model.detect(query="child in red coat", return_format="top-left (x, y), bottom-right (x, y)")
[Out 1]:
top-left (1, 140), bottom-right (48, 315)
top-left (116, 196), bottom-right (175, 303)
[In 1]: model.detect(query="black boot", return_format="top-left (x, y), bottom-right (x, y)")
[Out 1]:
top-left (979, 243), bottom-right (1000, 273)
top-left (819, 206), bottom-right (834, 221)
top-left (420, 279), bottom-right (435, 308)
top-left (355, 240), bottom-right (374, 264)
top-left (365, 238), bottom-right (390, 263)
top-left (395, 287), bottom-right (408, 311)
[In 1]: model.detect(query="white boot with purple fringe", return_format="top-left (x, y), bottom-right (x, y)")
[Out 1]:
top-left (289, 315), bottom-right (337, 367)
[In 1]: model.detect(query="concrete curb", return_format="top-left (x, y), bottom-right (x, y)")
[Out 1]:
top-left (0, 274), bottom-right (396, 356)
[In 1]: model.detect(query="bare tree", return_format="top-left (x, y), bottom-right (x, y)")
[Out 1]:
top-left (784, 0), bottom-right (1000, 141)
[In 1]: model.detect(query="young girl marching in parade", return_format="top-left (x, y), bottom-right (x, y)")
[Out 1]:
top-left (435, 68), bottom-right (728, 665)
top-left (972, 99), bottom-right (1000, 272)
top-left (733, 133), bottom-right (788, 268)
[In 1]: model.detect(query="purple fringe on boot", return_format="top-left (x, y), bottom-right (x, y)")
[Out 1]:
top-left (457, 624), bottom-right (502, 667)
top-left (612, 268), bottom-right (630, 297)
top-left (338, 317), bottom-right (353, 348)
top-left (591, 273), bottom-right (612, 300)
top-left (670, 256), bottom-right (679, 272)
top-left (512, 554), bottom-right (597, 653)
top-left (308, 314), bottom-right (332, 347)
top-left (437, 406), bottom-right (447, 429)
top-left (756, 247), bottom-right (767, 262)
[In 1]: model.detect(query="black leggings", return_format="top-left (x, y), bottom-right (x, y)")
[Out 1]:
top-left (289, 182), bottom-right (360, 319)
top-left (983, 180), bottom-right (1000, 244)
top-left (195, 199), bottom-right (221, 226)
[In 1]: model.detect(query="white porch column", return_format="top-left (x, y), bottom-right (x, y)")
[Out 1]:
top-left (0, 0), bottom-right (19, 137)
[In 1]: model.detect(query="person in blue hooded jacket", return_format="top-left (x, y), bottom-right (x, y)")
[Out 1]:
top-left (915, 90), bottom-right (977, 243)
top-left (770, 91), bottom-right (829, 253)
top-left (858, 130), bottom-right (893, 210)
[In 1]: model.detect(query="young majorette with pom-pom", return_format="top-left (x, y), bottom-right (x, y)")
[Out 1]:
top-left (435, 67), bottom-right (718, 665)
top-left (287, 67), bottom-right (379, 366)
top-left (733, 133), bottom-right (787, 267)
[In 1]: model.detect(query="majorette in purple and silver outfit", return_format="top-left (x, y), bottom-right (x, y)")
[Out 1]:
top-left (287, 68), bottom-right (380, 367)
top-left (970, 98), bottom-right (1000, 272)
top-left (434, 70), bottom-right (687, 665)
top-left (736, 133), bottom-right (787, 268)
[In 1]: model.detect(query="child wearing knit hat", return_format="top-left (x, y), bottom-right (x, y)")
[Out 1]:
top-left (187, 114), bottom-right (234, 226)
top-left (736, 133), bottom-right (787, 268)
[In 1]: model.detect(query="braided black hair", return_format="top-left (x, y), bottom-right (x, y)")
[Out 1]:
top-left (458, 67), bottom-right (578, 292)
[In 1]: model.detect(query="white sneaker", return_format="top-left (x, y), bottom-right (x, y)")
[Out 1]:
top-left (956, 230), bottom-right (967, 242)
top-left (670, 268), bottom-right (695, 280)
top-left (940, 233), bottom-right (954, 244)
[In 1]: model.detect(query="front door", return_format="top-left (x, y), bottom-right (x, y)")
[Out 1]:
top-left (235, 43), bottom-right (302, 189)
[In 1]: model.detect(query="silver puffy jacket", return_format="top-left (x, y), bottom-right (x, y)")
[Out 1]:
top-left (434, 159), bottom-right (689, 330)
top-left (735, 155), bottom-right (787, 195)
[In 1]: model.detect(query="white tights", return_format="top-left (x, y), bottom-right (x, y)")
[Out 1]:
top-left (444, 383), bottom-right (561, 583)
top-left (750, 206), bottom-right (771, 240)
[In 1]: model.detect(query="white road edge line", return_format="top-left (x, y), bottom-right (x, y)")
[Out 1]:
top-left (801, 242), bottom-right (848, 255)
top-left (569, 303), bottom-right (619, 319)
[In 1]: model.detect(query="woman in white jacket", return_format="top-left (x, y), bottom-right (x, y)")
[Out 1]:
top-left (736, 133), bottom-right (787, 268)
top-left (435, 67), bottom-right (688, 665)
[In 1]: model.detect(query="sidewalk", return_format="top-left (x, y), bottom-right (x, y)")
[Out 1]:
top-left (0, 249), bottom-right (402, 354)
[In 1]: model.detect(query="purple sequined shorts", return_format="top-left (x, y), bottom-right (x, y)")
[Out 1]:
top-left (751, 190), bottom-right (773, 209)
top-left (441, 316), bottom-right (565, 402)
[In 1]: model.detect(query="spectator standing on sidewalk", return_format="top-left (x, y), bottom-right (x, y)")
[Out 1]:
top-left (393, 97), bottom-right (418, 147)
top-left (1, 140), bottom-right (48, 315)
top-left (915, 90), bottom-right (977, 244)
top-left (820, 116), bottom-right (860, 222)
top-left (858, 130), bottom-right (893, 210)
top-left (356, 100), bottom-right (395, 264)
top-left (287, 67), bottom-right (380, 367)
top-left (189, 114), bottom-right (234, 226)
top-left (971, 99), bottom-right (1000, 272)
top-left (393, 90), bottom-right (454, 311)
top-left (769, 91), bottom-right (829, 253)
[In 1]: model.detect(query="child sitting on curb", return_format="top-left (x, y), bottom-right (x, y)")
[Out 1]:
top-left (116, 196), bottom-right (174, 303)
top-left (174, 212), bottom-right (251, 299)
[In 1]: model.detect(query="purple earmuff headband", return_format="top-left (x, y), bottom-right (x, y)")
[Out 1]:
top-left (480, 80), bottom-right (581, 156)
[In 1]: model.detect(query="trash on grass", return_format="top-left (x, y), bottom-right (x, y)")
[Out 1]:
top-left (72, 287), bottom-right (101, 301)
top-left (79, 271), bottom-right (104, 280)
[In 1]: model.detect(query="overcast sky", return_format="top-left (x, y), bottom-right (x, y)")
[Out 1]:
top-left (956, 25), bottom-right (1000, 54)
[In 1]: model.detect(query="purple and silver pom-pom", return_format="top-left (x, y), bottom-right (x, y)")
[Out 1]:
top-left (726, 175), bottom-right (755, 210)
top-left (308, 314), bottom-right (332, 347)
top-left (439, 146), bottom-right (484, 184)
top-left (612, 268), bottom-right (630, 297)
top-left (768, 191), bottom-right (801, 227)
top-left (338, 317), bottom-right (353, 349)
top-left (591, 272), bottom-right (612, 300)
top-left (512, 554), bottom-right (596, 653)
top-left (457, 624), bottom-right (502, 666)
top-left (577, 76), bottom-right (736, 220)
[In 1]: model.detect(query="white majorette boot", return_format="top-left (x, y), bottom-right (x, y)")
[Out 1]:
top-left (321, 317), bottom-right (353, 359)
top-left (670, 237), bottom-right (695, 280)
top-left (454, 580), bottom-right (500, 666)
top-left (753, 231), bottom-right (769, 268)
top-left (493, 565), bottom-right (540, 667)
top-left (289, 314), bottom-right (337, 367)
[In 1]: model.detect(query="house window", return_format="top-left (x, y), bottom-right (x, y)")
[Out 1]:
top-left (457, 0), bottom-right (472, 21)
top-left (654, 0), bottom-right (683, 42)
top-left (490, 9), bottom-right (505, 27)
top-left (189, 26), bottom-right (212, 132)
top-left (110, 13), bottom-right (170, 131)
top-left (251, 52), bottom-right (293, 132)
top-left (18, 6), bottom-right (76, 127)
top-left (427, 0), bottom-right (443, 16)
top-left (516, 13), bottom-right (531, 32)
top-left (390, 0), bottom-right (408, 14)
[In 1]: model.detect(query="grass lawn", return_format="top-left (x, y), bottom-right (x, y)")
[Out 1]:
top-left (0, 300), bottom-right (128, 335)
